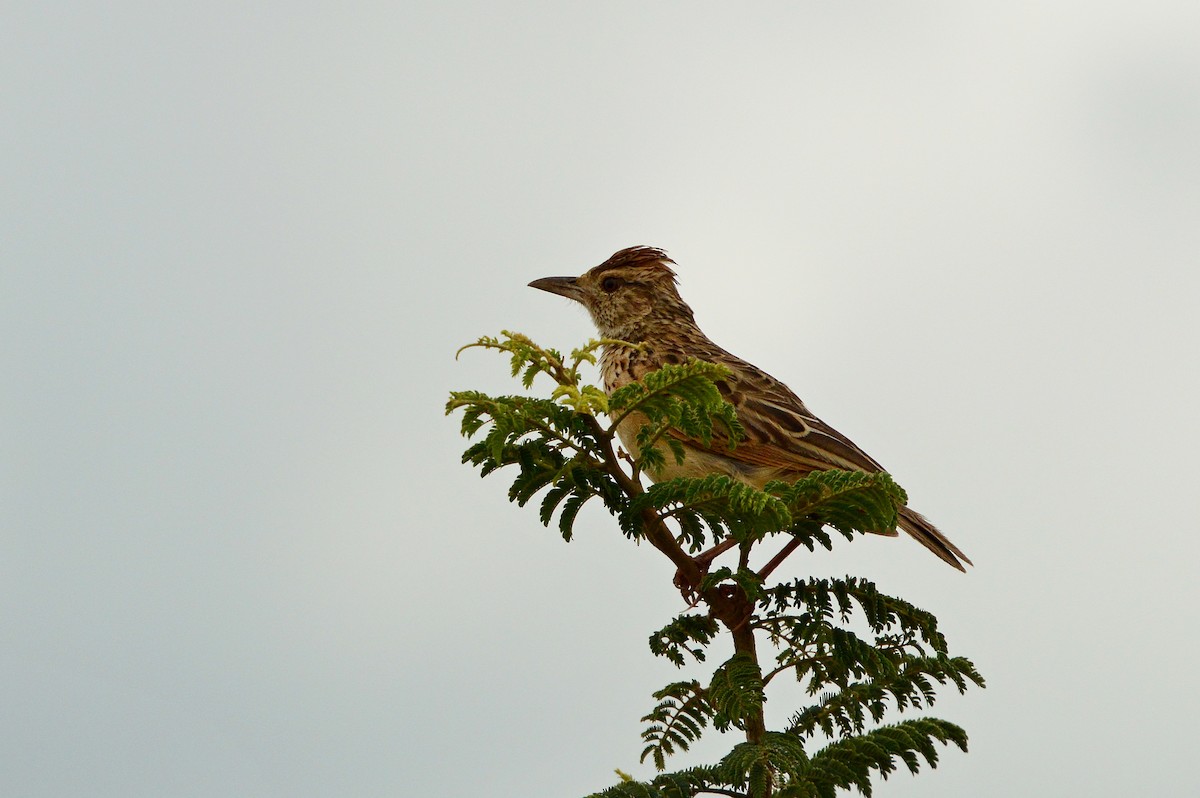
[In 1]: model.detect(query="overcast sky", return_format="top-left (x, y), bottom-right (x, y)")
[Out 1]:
top-left (4, 2), bottom-right (1198, 796)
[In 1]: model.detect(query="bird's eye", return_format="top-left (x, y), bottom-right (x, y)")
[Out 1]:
top-left (600, 277), bottom-right (621, 293)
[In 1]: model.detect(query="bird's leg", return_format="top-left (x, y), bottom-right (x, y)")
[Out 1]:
top-left (756, 537), bottom-right (805, 582)
top-left (676, 533), bottom-right (809, 601)
top-left (695, 537), bottom-right (740, 568)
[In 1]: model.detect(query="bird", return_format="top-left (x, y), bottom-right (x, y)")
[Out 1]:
top-left (528, 245), bottom-right (971, 572)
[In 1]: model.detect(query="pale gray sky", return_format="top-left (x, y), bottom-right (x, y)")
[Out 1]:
top-left (4, 2), bottom-right (1198, 796)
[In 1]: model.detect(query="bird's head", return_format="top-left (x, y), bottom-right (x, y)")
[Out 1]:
top-left (529, 246), bottom-right (696, 340)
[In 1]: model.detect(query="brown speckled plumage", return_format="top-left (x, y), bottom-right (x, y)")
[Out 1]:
top-left (529, 246), bottom-right (970, 571)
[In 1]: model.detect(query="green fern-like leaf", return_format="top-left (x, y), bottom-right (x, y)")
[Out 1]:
top-left (640, 681), bottom-right (714, 771)
top-left (695, 567), bottom-right (767, 606)
top-left (447, 385), bottom-right (631, 541)
top-left (762, 577), bottom-right (948, 655)
top-left (649, 768), bottom-right (720, 798)
top-left (586, 767), bottom-right (727, 798)
top-left (623, 474), bottom-right (792, 552)
top-left (709, 653), bottom-right (766, 733)
top-left (717, 732), bottom-right (810, 797)
top-left (768, 470), bottom-right (905, 541)
top-left (584, 782), bottom-right (667, 798)
top-left (649, 614), bottom-right (721, 667)
top-left (785, 655), bottom-right (983, 740)
top-left (800, 718), bottom-right (968, 796)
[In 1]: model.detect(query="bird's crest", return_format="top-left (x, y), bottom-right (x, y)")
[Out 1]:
top-left (592, 246), bottom-right (678, 282)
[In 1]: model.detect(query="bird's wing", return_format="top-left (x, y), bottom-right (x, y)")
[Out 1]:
top-left (668, 350), bottom-right (888, 477)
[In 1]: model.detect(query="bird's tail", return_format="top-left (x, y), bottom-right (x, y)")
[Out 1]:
top-left (896, 506), bottom-right (972, 572)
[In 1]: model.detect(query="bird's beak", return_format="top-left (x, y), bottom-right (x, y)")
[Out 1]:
top-left (528, 276), bottom-right (584, 302)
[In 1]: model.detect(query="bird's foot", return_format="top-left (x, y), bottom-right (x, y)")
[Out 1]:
top-left (673, 539), bottom-right (738, 605)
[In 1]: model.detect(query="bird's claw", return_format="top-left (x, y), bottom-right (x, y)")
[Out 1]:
top-left (674, 562), bottom-right (706, 606)
top-left (673, 546), bottom-right (727, 605)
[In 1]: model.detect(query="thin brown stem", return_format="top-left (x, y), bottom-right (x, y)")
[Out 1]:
top-left (757, 537), bottom-right (805, 583)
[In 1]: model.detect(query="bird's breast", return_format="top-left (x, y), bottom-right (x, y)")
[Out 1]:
top-left (599, 347), bottom-right (638, 394)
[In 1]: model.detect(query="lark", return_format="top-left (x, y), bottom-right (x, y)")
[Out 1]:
top-left (529, 246), bottom-right (970, 571)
